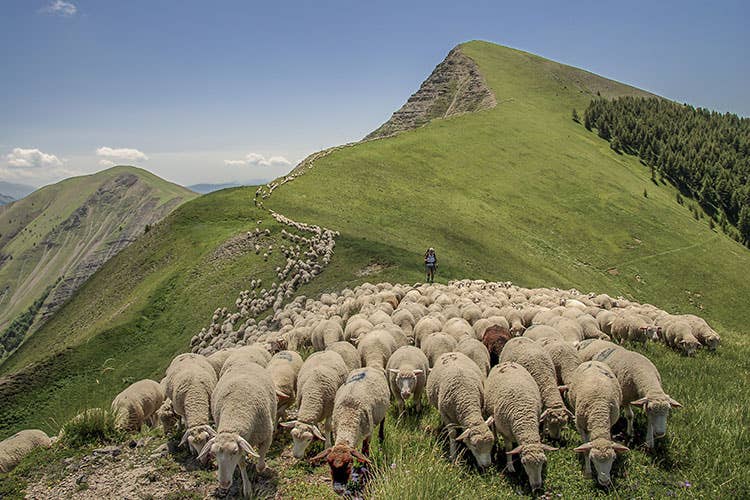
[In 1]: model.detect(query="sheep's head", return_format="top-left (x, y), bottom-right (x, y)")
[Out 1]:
top-left (181, 425), bottom-right (217, 458)
top-left (574, 438), bottom-right (628, 487)
top-left (632, 395), bottom-right (682, 439)
top-left (540, 407), bottom-right (573, 440)
top-left (455, 417), bottom-right (495, 469)
top-left (507, 441), bottom-right (557, 490)
top-left (679, 338), bottom-right (701, 356)
top-left (156, 402), bottom-right (179, 435)
top-left (198, 432), bottom-right (258, 489)
top-left (311, 443), bottom-right (370, 495)
top-left (646, 325), bottom-right (662, 342)
top-left (704, 334), bottom-right (720, 350)
top-left (281, 420), bottom-right (325, 458)
top-left (389, 368), bottom-right (424, 400)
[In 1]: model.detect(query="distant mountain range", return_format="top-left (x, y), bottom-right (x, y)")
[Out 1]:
top-left (187, 180), bottom-right (269, 194)
top-left (0, 181), bottom-right (36, 206)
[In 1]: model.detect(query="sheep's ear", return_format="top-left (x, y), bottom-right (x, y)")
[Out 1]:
top-left (613, 442), bottom-right (630, 453)
top-left (484, 415), bottom-right (494, 428)
top-left (573, 443), bottom-right (592, 453)
top-left (279, 420), bottom-right (297, 429)
top-left (630, 397), bottom-right (649, 408)
top-left (351, 449), bottom-right (372, 464)
top-left (668, 397), bottom-right (683, 408)
top-left (197, 437), bottom-right (215, 462)
top-left (412, 369), bottom-right (424, 376)
top-left (311, 425), bottom-right (326, 441)
top-left (179, 429), bottom-right (190, 447)
top-left (237, 436), bottom-right (260, 458)
top-left (541, 444), bottom-right (559, 452)
top-left (388, 368), bottom-right (399, 374)
top-left (455, 429), bottom-right (471, 442)
top-left (539, 409), bottom-right (549, 424)
top-left (310, 447), bottom-right (332, 464)
top-left (507, 445), bottom-right (524, 455)
top-left (276, 390), bottom-right (290, 402)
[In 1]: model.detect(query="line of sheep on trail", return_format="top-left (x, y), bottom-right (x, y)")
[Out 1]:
top-left (2, 280), bottom-right (719, 495)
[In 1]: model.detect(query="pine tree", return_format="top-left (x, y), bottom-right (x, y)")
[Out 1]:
top-left (739, 205), bottom-right (750, 243)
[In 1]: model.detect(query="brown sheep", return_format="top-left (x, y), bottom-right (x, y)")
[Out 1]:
top-left (483, 325), bottom-right (513, 367)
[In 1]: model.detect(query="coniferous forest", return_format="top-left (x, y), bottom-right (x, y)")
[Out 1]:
top-left (583, 97), bottom-right (750, 245)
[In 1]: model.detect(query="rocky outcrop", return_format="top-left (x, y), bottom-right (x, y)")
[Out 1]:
top-left (365, 46), bottom-right (496, 139)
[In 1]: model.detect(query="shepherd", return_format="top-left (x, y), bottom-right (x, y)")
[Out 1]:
top-left (424, 247), bottom-right (437, 283)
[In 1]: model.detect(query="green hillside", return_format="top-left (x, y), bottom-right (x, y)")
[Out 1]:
top-left (0, 166), bottom-right (195, 359)
top-left (1, 41), bottom-right (749, 497)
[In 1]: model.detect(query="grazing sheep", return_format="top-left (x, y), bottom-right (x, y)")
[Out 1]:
top-left (554, 318), bottom-right (585, 342)
top-left (199, 362), bottom-right (277, 498)
top-left (156, 399), bottom-right (180, 435)
top-left (421, 332), bottom-right (458, 367)
top-left (596, 310), bottom-right (617, 335)
top-left (539, 337), bottom-right (581, 386)
top-left (357, 329), bottom-right (397, 369)
top-left (386, 346), bottom-right (429, 412)
top-left (312, 319), bottom-right (345, 351)
top-left (326, 341), bottom-right (362, 372)
top-left (499, 337), bottom-right (572, 439)
top-left (344, 317), bottom-right (373, 342)
top-left (593, 348), bottom-right (682, 448)
top-left (679, 314), bottom-right (720, 350)
top-left (576, 339), bottom-right (624, 362)
top-left (268, 350), bottom-right (304, 419)
top-left (610, 314), bottom-right (656, 344)
top-left (426, 352), bottom-right (494, 468)
top-left (413, 316), bottom-right (443, 347)
top-left (111, 379), bottom-right (165, 432)
top-left (661, 319), bottom-right (701, 356)
top-left (311, 367), bottom-right (390, 495)
top-left (523, 325), bottom-right (563, 342)
top-left (456, 337), bottom-right (491, 376)
top-left (281, 351), bottom-right (349, 458)
top-left (568, 361), bottom-right (629, 486)
top-left (483, 325), bottom-right (513, 367)
top-left (443, 317), bottom-right (475, 341)
top-left (484, 362), bottom-right (557, 491)
top-left (163, 354), bottom-right (218, 457)
top-left (206, 349), bottom-right (234, 377)
top-left (0, 429), bottom-right (52, 473)
top-left (577, 314), bottom-right (609, 340)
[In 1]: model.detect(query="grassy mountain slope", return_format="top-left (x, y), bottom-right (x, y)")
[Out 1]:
top-left (1, 41), bottom-right (749, 497)
top-left (0, 166), bottom-right (195, 357)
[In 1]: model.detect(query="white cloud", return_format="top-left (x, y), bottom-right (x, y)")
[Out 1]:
top-left (40, 0), bottom-right (77, 16)
top-left (99, 159), bottom-right (115, 168)
top-left (224, 152), bottom-right (292, 167)
top-left (96, 146), bottom-right (148, 163)
top-left (6, 147), bottom-right (63, 168)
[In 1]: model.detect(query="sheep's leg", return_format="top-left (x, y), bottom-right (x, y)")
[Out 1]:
top-left (324, 417), bottom-right (332, 448)
top-left (378, 419), bottom-right (385, 443)
top-left (415, 393), bottom-right (423, 413)
top-left (624, 405), bottom-right (634, 436)
top-left (240, 460), bottom-right (252, 499)
top-left (645, 423), bottom-right (654, 449)
top-left (362, 437), bottom-right (370, 456)
top-left (448, 427), bottom-right (458, 462)
top-left (503, 435), bottom-right (515, 473)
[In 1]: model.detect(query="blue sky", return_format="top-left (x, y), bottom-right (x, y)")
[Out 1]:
top-left (1, 0), bottom-right (748, 187)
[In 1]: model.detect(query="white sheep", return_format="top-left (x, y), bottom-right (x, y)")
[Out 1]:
top-left (575, 339), bottom-right (623, 362)
top-left (679, 314), bottom-right (720, 350)
top-left (456, 337), bottom-right (491, 376)
top-left (568, 361), bottom-right (629, 486)
top-left (484, 362), bottom-right (557, 490)
top-left (155, 398), bottom-right (180, 435)
top-left (356, 329), bottom-right (397, 369)
top-left (199, 361), bottom-right (277, 498)
top-left (421, 332), bottom-right (458, 367)
top-left (267, 350), bottom-right (304, 419)
top-left (312, 319), bottom-right (345, 350)
top-left (162, 353), bottom-right (218, 457)
top-left (413, 315), bottom-right (443, 347)
top-left (281, 350), bottom-right (349, 458)
top-left (0, 429), bottom-right (51, 473)
top-left (539, 337), bottom-right (581, 387)
top-left (426, 352), bottom-right (494, 468)
top-left (499, 337), bottom-right (573, 439)
top-left (660, 318), bottom-right (701, 356)
top-left (326, 341), bottom-right (362, 372)
top-left (312, 367), bottom-right (391, 494)
top-left (593, 347), bottom-right (682, 448)
top-left (386, 346), bottom-right (429, 412)
top-left (111, 379), bottom-right (165, 432)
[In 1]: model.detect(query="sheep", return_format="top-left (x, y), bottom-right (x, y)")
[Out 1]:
top-left (499, 337), bottom-right (573, 439)
top-left (426, 352), bottom-right (494, 468)
top-left (357, 329), bottom-right (397, 369)
top-left (610, 314), bottom-right (657, 344)
top-left (421, 332), bottom-right (458, 367)
top-left (311, 367), bottom-right (390, 495)
top-left (443, 317), bottom-right (474, 341)
top-left (162, 354), bottom-right (219, 458)
top-left (593, 347), bottom-right (682, 448)
top-left (482, 325), bottom-right (513, 367)
top-left (554, 318), bottom-right (585, 342)
top-left (679, 314), bottom-right (720, 350)
top-left (413, 315), bottom-right (443, 347)
top-left (155, 398), bottom-right (180, 435)
top-left (523, 325), bottom-right (563, 342)
top-left (198, 361), bottom-right (277, 498)
top-left (576, 314), bottom-right (609, 340)
top-left (344, 316), bottom-right (373, 341)
top-left (0, 429), bottom-right (52, 473)
top-left (281, 351), bottom-right (349, 458)
top-left (219, 345), bottom-right (271, 377)
top-left (326, 341), bottom-right (362, 372)
top-left (111, 379), bottom-right (165, 432)
top-left (456, 337), bottom-right (491, 376)
top-left (484, 362), bottom-right (557, 490)
top-left (596, 310), bottom-right (617, 335)
top-left (660, 318), bottom-right (701, 356)
top-left (568, 361), bottom-right (629, 487)
top-left (386, 346), bottom-right (429, 412)
top-left (576, 339), bottom-right (624, 362)
top-left (539, 337), bottom-right (581, 387)
top-left (312, 319), bottom-right (345, 351)
top-left (268, 350), bottom-right (304, 419)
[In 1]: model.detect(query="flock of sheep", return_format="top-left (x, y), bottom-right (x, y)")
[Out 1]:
top-left (1, 279), bottom-right (720, 497)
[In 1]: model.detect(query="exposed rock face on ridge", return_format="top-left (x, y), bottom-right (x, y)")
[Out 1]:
top-left (365, 46), bottom-right (497, 139)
